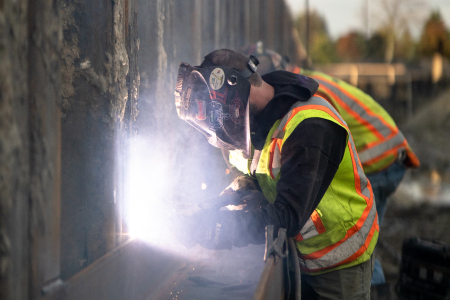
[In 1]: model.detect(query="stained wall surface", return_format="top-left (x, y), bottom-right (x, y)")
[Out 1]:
top-left (0, 0), bottom-right (62, 299)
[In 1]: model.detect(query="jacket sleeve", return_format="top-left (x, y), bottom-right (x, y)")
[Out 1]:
top-left (233, 118), bottom-right (347, 246)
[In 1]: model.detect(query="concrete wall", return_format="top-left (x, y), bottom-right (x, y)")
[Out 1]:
top-left (60, 0), bottom-right (139, 280)
top-left (0, 0), bottom-right (138, 299)
top-left (0, 0), bottom-right (61, 299)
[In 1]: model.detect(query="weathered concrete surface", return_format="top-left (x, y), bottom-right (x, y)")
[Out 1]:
top-left (0, 0), bottom-right (62, 299)
top-left (0, 1), bottom-right (30, 299)
top-left (60, 0), bottom-right (139, 280)
top-left (28, 0), bottom-right (62, 298)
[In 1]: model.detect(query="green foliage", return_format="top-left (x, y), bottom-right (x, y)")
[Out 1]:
top-left (395, 29), bottom-right (417, 62)
top-left (295, 10), bottom-right (338, 64)
top-left (336, 31), bottom-right (367, 62)
top-left (365, 33), bottom-right (387, 62)
top-left (293, 7), bottom-right (450, 64)
top-left (418, 10), bottom-right (450, 58)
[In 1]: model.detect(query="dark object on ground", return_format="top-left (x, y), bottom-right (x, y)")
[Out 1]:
top-left (396, 237), bottom-right (450, 299)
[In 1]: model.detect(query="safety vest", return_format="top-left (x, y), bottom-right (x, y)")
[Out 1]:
top-left (230, 96), bottom-right (378, 274)
top-left (300, 69), bottom-right (420, 174)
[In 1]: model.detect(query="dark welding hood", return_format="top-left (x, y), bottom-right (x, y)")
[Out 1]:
top-left (174, 56), bottom-right (259, 159)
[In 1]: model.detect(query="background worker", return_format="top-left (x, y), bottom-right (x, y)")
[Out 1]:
top-left (174, 49), bottom-right (378, 299)
top-left (242, 44), bottom-right (420, 286)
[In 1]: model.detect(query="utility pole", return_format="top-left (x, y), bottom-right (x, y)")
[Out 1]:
top-left (366, 0), bottom-right (371, 38)
top-left (305, 0), bottom-right (310, 56)
top-left (305, 0), bottom-right (310, 67)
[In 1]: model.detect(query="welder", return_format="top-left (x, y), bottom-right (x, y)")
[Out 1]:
top-left (242, 44), bottom-right (420, 287)
top-left (174, 49), bottom-right (378, 299)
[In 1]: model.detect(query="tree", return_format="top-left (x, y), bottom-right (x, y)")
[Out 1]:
top-left (336, 31), bottom-right (366, 62)
top-left (295, 10), bottom-right (338, 64)
top-left (366, 32), bottom-right (387, 62)
top-left (418, 10), bottom-right (450, 58)
top-left (395, 29), bottom-right (417, 62)
top-left (370, 0), bottom-right (427, 63)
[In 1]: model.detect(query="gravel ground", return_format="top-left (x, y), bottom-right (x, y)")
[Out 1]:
top-left (372, 184), bottom-right (450, 300)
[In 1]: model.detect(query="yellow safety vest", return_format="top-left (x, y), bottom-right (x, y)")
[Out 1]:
top-left (230, 96), bottom-right (378, 274)
top-left (300, 69), bottom-right (420, 174)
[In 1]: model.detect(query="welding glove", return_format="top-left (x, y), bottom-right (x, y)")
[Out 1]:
top-left (221, 174), bottom-right (260, 194)
top-left (176, 209), bottom-right (236, 250)
top-left (236, 190), bottom-right (269, 211)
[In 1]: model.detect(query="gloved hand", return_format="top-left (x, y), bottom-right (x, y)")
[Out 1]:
top-left (220, 174), bottom-right (259, 194)
top-left (198, 189), bottom-right (269, 211)
top-left (197, 191), bottom-right (243, 210)
top-left (175, 209), bottom-right (236, 250)
top-left (231, 189), bottom-right (269, 211)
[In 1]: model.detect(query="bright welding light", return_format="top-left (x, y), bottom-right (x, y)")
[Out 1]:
top-left (124, 138), bottom-right (176, 247)
top-left (123, 137), bottom-right (221, 261)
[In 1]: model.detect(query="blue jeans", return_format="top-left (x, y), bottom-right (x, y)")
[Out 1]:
top-left (366, 161), bottom-right (406, 285)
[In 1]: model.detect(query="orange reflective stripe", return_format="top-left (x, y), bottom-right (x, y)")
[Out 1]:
top-left (291, 66), bottom-right (301, 74)
top-left (315, 91), bottom-right (339, 111)
top-left (311, 74), bottom-right (398, 135)
top-left (283, 105), bottom-right (350, 132)
top-left (294, 232), bottom-right (304, 241)
top-left (276, 138), bottom-right (283, 151)
top-left (315, 84), bottom-right (385, 142)
top-left (406, 149), bottom-right (420, 167)
top-left (311, 210), bottom-right (326, 234)
top-left (348, 139), bottom-right (371, 204)
top-left (363, 142), bottom-right (406, 167)
top-left (268, 139), bottom-right (277, 179)
top-left (364, 131), bottom-right (398, 149)
top-left (300, 213), bottom-right (378, 272)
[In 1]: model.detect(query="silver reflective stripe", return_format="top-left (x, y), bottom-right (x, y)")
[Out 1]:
top-left (271, 129), bottom-right (285, 139)
top-left (277, 97), bottom-right (348, 131)
top-left (272, 143), bottom-right (281, 177)
top-left (358, 131), bottom-right (406, 163)
top-left (347, 135), bottom-right (371, 200)
top-left (314, 77), bottom-right (393, 138)
top-left (299, 217), bottom-right (320, 240)
top-left (299, 201), bottom-right (377, 270)
top-left (250, 150), bottom-right (261, 176)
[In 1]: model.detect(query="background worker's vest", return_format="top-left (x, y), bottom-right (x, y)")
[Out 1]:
top-left (230, 96), bottom-right (379, 274)
top-left (300, 69), bottom-right (420, 174)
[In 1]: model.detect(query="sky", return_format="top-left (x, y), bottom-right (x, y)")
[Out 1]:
top-left (285, 0), bottom-right (450, 39)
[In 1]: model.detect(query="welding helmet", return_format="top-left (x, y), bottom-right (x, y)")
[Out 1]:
top-left (174, 56), bottom-right (259, 159)
top-left (241, 42), bottom-right (292, 75)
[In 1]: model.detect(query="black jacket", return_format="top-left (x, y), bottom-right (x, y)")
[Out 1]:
top-left (233, 71), bottom-right (348, 246)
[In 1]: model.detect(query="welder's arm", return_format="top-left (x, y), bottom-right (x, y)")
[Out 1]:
top-left (232, 118), bottom-right (347, 247)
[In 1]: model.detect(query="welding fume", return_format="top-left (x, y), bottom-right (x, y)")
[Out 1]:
top-left (172, 48), bottom-right (378, 299)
